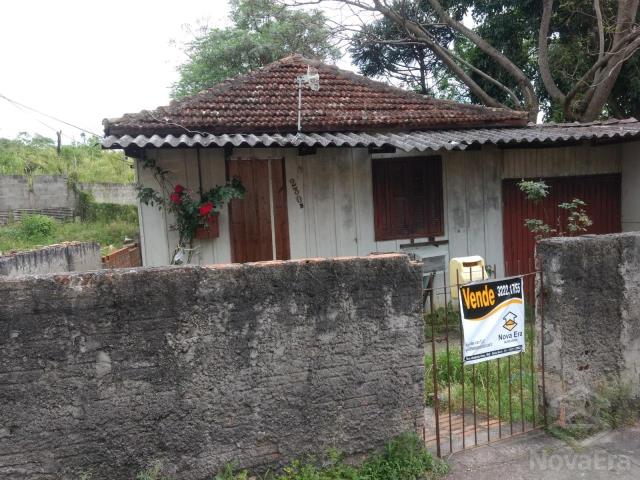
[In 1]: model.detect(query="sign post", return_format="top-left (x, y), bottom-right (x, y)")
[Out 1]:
top-left (459, 276), bottom-right (525, 365)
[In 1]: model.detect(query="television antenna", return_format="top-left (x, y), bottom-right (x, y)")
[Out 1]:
top-left (296, 66), bottom-right (320, 132)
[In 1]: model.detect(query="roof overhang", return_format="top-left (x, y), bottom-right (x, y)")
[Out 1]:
top-left (102, 119), bottom-right (640, 154)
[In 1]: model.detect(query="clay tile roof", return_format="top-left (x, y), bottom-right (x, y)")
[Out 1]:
top-left (103, 54), bottom-right (527, 137)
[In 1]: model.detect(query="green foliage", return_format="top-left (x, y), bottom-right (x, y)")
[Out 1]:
top-left (18, 214), bottom-right (56, 241)
top-left (558, 198), bottom-right (593, 234)
top-left (425, 324), bottom-right (537, 424)
top-left (0, 133), bottom-right (133, 183)
top-left (139, 434), bottom-right (446, 480)
top-left (347, 0), bottom-right (640, 120)
top-left (136, 156), bottom-right (245, 255)
top-left (517, 180), bottom-right (550, 202)
top-left (0, 216), bottom-right (138, 256)
top-left (425, 303), bottom-right (460, 338)
top-left (136, 462), bottom-right (173, 480)
top-left (592, 382), bottom-right (639, 430)
top-left (76, 191), bottom-right (138, 223)
top-left (547, 381), bottom-right (640, 441)
top-left (171, 0), bottom-right (340, 98)
top-left (517, 180), bottom-right (593, 240)
top-left (349, 1), bottom-right (460, 96)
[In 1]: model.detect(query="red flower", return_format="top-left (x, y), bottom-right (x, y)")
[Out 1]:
top-left (169, 192), bottom-right (181, 204)
top-left (199, 202), bottom-right (214, 217)
top-left (174, 184), bottom-right (185, 194)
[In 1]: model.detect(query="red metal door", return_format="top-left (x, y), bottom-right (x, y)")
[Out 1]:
top-left (503, 174), bottom-right (621, 302)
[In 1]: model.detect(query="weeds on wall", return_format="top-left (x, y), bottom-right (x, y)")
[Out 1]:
top-left (549, 380), bottom-right (640, 441)
top-left (121, 434), bottom-right (447, 480)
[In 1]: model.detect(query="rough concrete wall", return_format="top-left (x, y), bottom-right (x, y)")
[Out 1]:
top-left (0, 242), bottom-right (102, 276)
top-left (78, 182), bottom-right (137, 205)
top-left (537, 233), bottom-right (640, 424)
top-left (0, 254), bottom-right (424, 480)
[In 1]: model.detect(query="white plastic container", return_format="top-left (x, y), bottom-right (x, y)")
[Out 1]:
top-left (449, 255), bottom-right (486, 299)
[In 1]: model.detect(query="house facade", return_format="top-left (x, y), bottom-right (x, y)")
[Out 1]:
top-left (103, 55), bottom-right (640, 282)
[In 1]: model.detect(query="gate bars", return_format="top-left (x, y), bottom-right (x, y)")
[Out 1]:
top-left (423, 265), bottom-right (547, 457)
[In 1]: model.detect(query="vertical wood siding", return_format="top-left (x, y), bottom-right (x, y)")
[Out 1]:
top-left (137, 142), bottom-right (627, 272)
top-left (137, 148), bottom-right (231, 266)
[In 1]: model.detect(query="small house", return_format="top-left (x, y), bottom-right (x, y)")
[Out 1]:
top-left (102, 55), bottom-right (640, 284)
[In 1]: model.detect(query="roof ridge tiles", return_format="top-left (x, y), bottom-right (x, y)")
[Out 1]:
top-left (103, 54), bottom-right (527, 137)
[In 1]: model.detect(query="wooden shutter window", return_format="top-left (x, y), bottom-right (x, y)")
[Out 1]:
top-left (372, 156), bottom-right (444, 241)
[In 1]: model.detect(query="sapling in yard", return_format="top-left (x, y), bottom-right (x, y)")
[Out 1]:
top-left (517, 180), bottom-right (592, 240)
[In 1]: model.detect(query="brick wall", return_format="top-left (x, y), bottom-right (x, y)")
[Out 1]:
top-left (0, 254), bottom-right (424, 479)
top-left (102, 243), bottom-right (142, 269)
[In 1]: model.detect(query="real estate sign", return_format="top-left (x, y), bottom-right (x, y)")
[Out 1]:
top-left (459, 276), bottom-right (525, 365)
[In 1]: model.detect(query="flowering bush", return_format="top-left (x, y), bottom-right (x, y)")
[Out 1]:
top-left (164, 177), bottom-right (245, 247)
top-left (136, 157), bottom-right (245, 263)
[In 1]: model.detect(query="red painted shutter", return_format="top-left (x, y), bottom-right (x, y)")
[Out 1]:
top-left (373, 156), bottom-right (444, 241)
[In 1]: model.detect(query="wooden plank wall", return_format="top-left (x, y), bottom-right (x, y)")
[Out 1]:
top-left (136, 142), bottom-right (625, 271)
top-left (137, 148), bottom-right (231, 266)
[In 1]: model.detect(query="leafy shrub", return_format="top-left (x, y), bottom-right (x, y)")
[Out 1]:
top-left (76, 190), bottom-right (138, 223)
top-left (19, 214), bottom-right (55, 240)
top-left (137, 434), bottom-right (446, 480)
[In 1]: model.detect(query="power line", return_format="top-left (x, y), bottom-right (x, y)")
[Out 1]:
top-left (0, 93), bottom-right (102, 137)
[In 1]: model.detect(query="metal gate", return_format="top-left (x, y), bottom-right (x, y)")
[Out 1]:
top-left (422, 266), bottom-right (547, 457)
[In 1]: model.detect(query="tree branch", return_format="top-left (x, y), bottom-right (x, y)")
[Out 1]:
top-left (539, 0), bottom-right (567, 102)
top-left (368, 0), bottom-right (510, 109)
top-left (425, 0), bottom-right (538, 119)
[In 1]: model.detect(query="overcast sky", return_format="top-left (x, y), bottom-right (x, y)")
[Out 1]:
top-left (0, 0), bottom-right (356, 142)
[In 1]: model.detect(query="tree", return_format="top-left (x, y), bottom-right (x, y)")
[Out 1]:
top-left (171, 0), bottom-right (340, 99)
top-left (518, 180), bottom-right (592, 240)
top-left (349, 2), bottom-right (459, 96)
top-left (291, 0), bottom-right (640, 122)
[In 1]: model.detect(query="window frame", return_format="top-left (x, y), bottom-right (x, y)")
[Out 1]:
top-left (371, 155), bottom-right (444, 242)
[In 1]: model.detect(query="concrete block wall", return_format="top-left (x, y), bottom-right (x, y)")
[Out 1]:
top-left (0, 254), bottom-right (425, 479)
top-left (537, 233), bottom-right (640, 424)
top-left (77, 182), bottom-right (137, 205)
top-left (0, 242), bottom-right (102, 276)
top-left (0, 176), bottom-right (136, 224)
top-left (0, 176), bottom-right (76, 223)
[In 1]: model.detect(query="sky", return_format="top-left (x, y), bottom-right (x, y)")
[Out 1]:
top-left (0, 0), bottom-right (361, 144)
top-left (0, 1), bottom-right (240, 142)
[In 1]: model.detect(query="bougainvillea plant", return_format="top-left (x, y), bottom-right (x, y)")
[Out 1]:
top-left (136, 156), bottom-right (245, 264)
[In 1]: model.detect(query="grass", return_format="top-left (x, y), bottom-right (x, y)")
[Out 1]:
top-left (424, 303), bottom-right (460, 338)
top-left (425, 322), bottom-right (538, 425)
top-left (84, 434), bottom-right (447, 480)
top-left (0, 134), bottom-right (134, 184)
top-left (0, 211), bottom-right (139, 256)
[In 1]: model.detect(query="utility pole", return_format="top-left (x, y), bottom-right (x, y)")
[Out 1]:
top-left (56, 130), bottom-right (62, 156)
